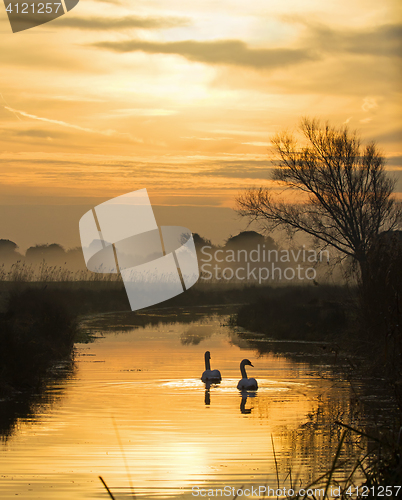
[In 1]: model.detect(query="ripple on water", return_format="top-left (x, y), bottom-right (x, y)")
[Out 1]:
top-left (0, 309), bottom-right (366, 500)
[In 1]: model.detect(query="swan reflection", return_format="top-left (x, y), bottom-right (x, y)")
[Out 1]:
top-left (205, 387), bottom-right (211, 406)
top-left (240, 391), bottom-right (257, 414)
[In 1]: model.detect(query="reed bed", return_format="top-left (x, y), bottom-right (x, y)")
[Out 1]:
top-left (0, 260), bottom-right (123, 283)
top-left (278, 423), bottom-right (401, 499)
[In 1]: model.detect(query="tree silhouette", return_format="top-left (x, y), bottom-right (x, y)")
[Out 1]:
top-left (25, 243), bottom-right (66, 264)
top-left (225, 231), bottom-right (277, 250)
top-left (236, 118), bottom-right (401, 282)
top-left (0, 239), bottom-right (19, 254)
top-left (0, 239), bottom-right (22, 264)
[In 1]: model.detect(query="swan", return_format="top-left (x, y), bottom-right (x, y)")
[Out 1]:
top-left (237, 359), bottom-right (258, 390)
top-left (201, 351), bottom-right (221, 383)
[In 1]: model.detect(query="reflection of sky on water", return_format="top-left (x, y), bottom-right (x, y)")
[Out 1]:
top-left (161, 379), bottom-right (292, 391)
top-left (0, 309), bottom-right (362, 499)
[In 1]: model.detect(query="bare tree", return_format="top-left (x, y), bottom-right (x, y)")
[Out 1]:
top-left (236, 118), bottom-right (401, 281)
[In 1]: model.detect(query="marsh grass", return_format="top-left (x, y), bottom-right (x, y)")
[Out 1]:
top-left (0, 260), bottom-right (123, 283)
top-left (99, 476), bottom-right (117, 500)
top-left (280, 423), bottom-right (402, 499)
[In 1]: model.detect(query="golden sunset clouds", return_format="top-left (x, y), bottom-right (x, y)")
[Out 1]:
top-left (0, 0), bottom-right (401, 207)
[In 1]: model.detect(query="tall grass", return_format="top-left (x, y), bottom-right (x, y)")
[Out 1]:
top-left (280, 423), bottom-right (402, 498)
top-left (0, 260), bottom-right (123, 282)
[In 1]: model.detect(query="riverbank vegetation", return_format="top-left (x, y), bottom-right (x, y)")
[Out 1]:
top-left (0, 287), bottom-right (77, 395)
top-left (233, 118), bottom-right (402, 488)
top-left (235, 118), bottom-right (401, 400)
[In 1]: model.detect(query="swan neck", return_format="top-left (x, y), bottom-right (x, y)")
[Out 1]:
top-left (205, 354), bottom-right (211, 371)
top-left (240, 362), bottom-right (248, 379)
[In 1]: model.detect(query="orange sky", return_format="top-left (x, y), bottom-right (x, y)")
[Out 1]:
top-left (0, 0), bottom-right (401, 246)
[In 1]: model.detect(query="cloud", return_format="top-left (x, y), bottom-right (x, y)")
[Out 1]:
top-left (87, 21), bottom-right (401, 74)
top-left (181, 136), bottom-right (233, 141)
top-left (371, 129), bottom-right (402, 144)
top-left (93, 0), bottom-right (122, 4)
top-left (1, 153), bottom-right (275, 181)
top-left (3, 106), bottom-right (141, 142)
top-left (107, 108), bottom-right (177, 117)
top-left (303, 22), bottom-right (402, 59)
top-left (0, 128), bottom-right (69, 145)
top-left (89, 39), bottom-right (317, 69)
top-left (383, 155), bottom-right (402, 166)
top-left (5, 106), bottom-right (103, 133)
top-left (241, 142), bottom-right (271, 147)
top-left (362, 97), bottom-right (378, 112)
top-left (55, 14), bottom-right (190, 31)
top-left (13, 128), bottom-right (67, 139)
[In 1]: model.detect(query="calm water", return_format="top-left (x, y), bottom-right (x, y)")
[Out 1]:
top-left (0, 307), bottom-right (364, 499)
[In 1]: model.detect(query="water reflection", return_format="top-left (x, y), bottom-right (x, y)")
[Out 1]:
top-left (0, 306), bottom-right (368, 499)
top-left (181, 325), bottom-right (215, 345)
top-left (240, 393), bottom-right (255, 414)
top-left (204, 388), bottom-right (210, 406)
top-left (203, 380), bottom-right (222, 406)
top-left (0, 360), bottom-right (74, 441)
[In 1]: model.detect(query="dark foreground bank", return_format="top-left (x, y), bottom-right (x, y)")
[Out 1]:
top-left (232, 283), bottom-right (402, 491)
top-left (0, 287), bottom-right (76, 394)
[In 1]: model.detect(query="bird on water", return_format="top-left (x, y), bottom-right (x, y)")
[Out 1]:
top-left (237, 359), bottom-right (258, 390)
top-left (201, 351), bottom-right (222, 383)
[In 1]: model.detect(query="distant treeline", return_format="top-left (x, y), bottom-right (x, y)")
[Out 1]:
top-left (0, 231), bottom-right (337, 284)
top-left (0, 240), bottom-right (86, 270)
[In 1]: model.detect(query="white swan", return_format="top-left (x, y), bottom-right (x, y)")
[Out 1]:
top-left (237, 359), bottom-right (258, 390)
top-left (201, 351), bottom-right (221, 383)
